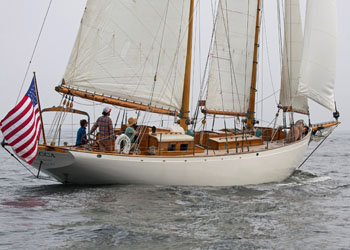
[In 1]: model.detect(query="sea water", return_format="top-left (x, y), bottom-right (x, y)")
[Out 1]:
top-left (0, 131), bottom-right (349, 250)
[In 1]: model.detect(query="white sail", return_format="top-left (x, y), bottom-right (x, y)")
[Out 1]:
top-left (279, 0), bottom-right (308, 113)
top-left (205, 0), bottom-right (258, 114)
top-left (298, 0), bottom-right (337, 112)
top-left (63, 0), bottom-right (190, 111)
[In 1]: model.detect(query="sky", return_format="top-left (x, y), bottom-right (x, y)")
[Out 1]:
top-left (0, 0), bottom-right (349, 133)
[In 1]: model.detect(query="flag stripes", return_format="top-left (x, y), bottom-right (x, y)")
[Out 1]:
top-left (0, 78), bottom-right (42, 164)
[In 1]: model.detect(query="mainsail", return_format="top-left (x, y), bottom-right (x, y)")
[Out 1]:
top-left (279, 0), bottom-right (308, 114)
top-left (205, 0), bottom-right (258, 115)
top-left (298, 0), bottom-right (338, 112)
top-left (63, 0), bottom-right (190, 112)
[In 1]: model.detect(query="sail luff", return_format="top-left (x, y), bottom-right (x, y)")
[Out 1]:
top-left (298, 0), bottom-right (337, 112)
top-left (279, 0), bottom-right (308, 114)
top-left (179, 0), bottom-right (194, 131)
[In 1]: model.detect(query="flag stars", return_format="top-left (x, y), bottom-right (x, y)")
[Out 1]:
top-left (25, 79), bottom-right (38, 107)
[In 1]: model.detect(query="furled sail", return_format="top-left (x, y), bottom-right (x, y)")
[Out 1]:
top-left (205, 0), bottom-right (258, 115)
top-left (298, 0), bottom-right (337, 112)
top-left (279, 0), bottom-right (308, 114)
top-left (63, 0), bottom-right (190, 111)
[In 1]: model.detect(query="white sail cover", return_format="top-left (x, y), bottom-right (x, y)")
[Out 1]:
top-left (206, 0), bottom-right (258, 114)
top-left (298, 0), bottom-right (337, 112)
top-left (279, 0), bottom-right (308, 113)
top-left (64, 0), bottom-right (190, 111)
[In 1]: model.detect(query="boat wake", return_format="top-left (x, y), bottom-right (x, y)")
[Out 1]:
top-left (277, 170), bottom-right (331, 187)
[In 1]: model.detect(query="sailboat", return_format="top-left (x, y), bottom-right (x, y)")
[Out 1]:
top-left (2, 0), bottom-right (340, 186)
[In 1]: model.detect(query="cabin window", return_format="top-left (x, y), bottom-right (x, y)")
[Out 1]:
top-left (180, 144), bottom-right (188, 151)
top-left (168, 144), bottom-right (176, 152)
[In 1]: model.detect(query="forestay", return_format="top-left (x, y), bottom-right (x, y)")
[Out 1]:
top-left (206, 0), bottom-right (258, 114)
top-left (63, 0), bottom-right (189, 112)
top-left (298, 0), bottom-right (337, 112)
top-left (279, 0), bottom-right (308, 113)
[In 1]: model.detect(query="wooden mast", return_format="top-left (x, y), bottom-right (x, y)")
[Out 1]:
top-left (179, 0), bottom-right (194, 131)
top-left (246, 0), bottom-right (261, 131)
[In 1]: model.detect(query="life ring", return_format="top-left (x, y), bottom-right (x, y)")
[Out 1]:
top-left (115, 134), bottom-right (131, 154)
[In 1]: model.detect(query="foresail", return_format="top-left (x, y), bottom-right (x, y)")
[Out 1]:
top-left (298, 0), bottom-right (337, 112)
top-left (205, 0), bottom-right (258, 114)
top-left (279, 0), bottom-right (308, 114)
top-left (63, 0), bottom-right (189, 111)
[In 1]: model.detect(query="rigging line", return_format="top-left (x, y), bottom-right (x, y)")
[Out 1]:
top-left (197, 0), bottom-right (203, 100)
top-left (199, 0), bottom-right (218, 103)
top-left (260, 1), bottom-right (264, 126)
top-left (243, 0), bottom-right (251, 112)
top-left (16, 0), bottom-right (53, 104)
top-left (277, 0), bottom-right (289, 105)
top-left (114, 109), bottom-right (121, 128)
top-left (279, 0), bottom-right (293, 108)
top-left (154, 0), bottom-right (201, 111)
top-left (47, 94), bottom-right (67, 143)
top-left (222, 0), bottom-right (240, 113)
top-left (53, 107), bottom-right (69, 143)
top-left (47, 94), bottom-right (64, 139)
top-left (199, 0), bottom-right (218, 102)
top-left (1, 142), bottom-right (37, 177)
top-left (262, 13), bottom-right (278, 105)
top-left (134, 111), bottom-right (154, 154)
top-left (148, 0), bottom-right (198, 111)
top-left (167, 0), bottom-right (186, 110)
top-left (148, 0), bottom-right (197, 108)
top-left (298, 126), bottom-right (337, 169)
top-left (149, 0), bottom-right (170, 105)
top-left (286, 0), bottom-right (293, 106)
top-left (214, 1), bottom-right (229, 113)
top-left (191, 0), bottom-right (200, 118)
top-left (1, 142), bottom-right (57, 183)
top-left (255, 0), bottom-right (264, 125)
top-left (115, 1), bottom-right (174, 99)
top-left (191, 0), bottom-right (204, 119)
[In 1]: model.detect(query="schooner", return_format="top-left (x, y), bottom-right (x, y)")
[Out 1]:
top-left (2, 0), bottom-right (340, 186)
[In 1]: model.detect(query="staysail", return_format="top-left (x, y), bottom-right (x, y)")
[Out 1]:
top-left (279, 0), bottom-right (308, 114)
top-left (63, 0), bottom-right (190, 112)
top-left (298, 0), bottom-right (338, 112)
top-left (205, 0), bottom-right (258, 115)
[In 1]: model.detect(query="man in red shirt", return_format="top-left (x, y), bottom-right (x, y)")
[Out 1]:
top-left (90, 107), bottom-right (114, 152)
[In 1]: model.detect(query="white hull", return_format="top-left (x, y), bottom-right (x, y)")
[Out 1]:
top-left (31, 131), bottom-right (311, 186)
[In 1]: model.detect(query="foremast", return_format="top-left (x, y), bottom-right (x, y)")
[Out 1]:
top-left (246, 0), bottom-right (261, 131)
top-left (179, 0), bottom-right (195, 131)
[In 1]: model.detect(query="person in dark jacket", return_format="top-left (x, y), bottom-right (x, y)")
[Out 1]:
top-left (76, 119), bottom-right (88, 146)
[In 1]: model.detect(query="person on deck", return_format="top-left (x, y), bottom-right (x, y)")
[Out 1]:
top-left (76, 119), bottom-right (88, 147)
top-left (90, 107), bottom-right (114, 152)
top-left (125, 117), bottom-right (139, 143)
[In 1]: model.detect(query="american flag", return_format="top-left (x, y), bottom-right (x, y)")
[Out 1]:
top-left (0, 77), bottom-right (42, 164)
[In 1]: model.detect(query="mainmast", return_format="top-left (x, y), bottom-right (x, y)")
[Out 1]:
top-left (179, 0), bottom-right (194, 131)
top-left (246, 0), bottom-right (261, 131)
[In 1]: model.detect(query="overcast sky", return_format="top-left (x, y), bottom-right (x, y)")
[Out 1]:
top-left (0, 0), bottom-right (348, 131)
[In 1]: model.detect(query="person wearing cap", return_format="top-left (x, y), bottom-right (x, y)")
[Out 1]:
top-left (125, 117), bottom-right (139, 143)
top-left (90, 107), bottom-right (114, 152)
